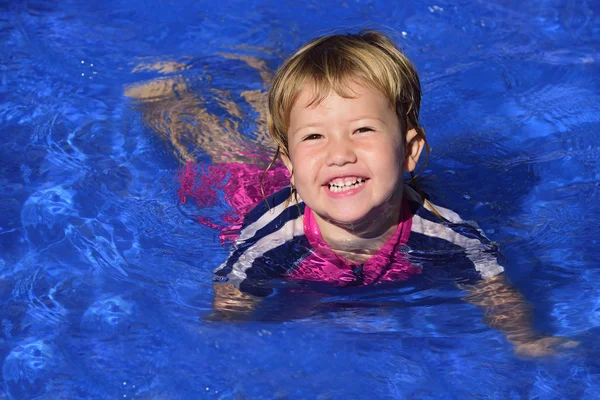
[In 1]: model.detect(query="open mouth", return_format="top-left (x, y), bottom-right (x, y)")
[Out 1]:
top-left (327, 177), bottom-right (367, 193)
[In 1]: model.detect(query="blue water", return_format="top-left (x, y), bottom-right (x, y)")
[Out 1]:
top-left (1, 0), bottom-right (600, 398)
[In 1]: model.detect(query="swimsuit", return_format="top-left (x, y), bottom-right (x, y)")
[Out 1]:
top-left (214, 184), bottom-right (505, 296)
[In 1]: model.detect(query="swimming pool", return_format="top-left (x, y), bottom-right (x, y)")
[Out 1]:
top-left (1, 0), bottom-right (599, 398)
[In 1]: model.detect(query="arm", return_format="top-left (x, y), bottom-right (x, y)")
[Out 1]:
top-left (208, 282), bottom-right (263, 321)
top-left (462, 274), bottom-right (578, 357)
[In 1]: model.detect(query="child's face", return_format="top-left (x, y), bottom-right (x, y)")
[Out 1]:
top-left (284, 80), bottom-right (419, 229)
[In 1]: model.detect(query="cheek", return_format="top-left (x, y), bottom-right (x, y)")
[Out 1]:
top-left (291, 150), bottom-right (320, 176)
top-left (368, 143), bottom-right (404, 172)
top-left (288, 152), bottom-right (308, 187)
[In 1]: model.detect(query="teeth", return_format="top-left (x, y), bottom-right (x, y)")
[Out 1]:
top-left (328, 177), bottom-right (365, 193)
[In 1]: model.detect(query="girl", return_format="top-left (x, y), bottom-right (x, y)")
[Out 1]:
top-left (214, 31), bottom-right (503, 292)
top-left (206, 30), bottom-right (576, 357)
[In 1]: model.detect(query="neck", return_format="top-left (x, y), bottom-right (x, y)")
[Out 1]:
top-left (312, 193), bottom-right (403, 263)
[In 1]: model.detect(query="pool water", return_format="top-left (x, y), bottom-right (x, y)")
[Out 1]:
top-left (1, 0), bottom-right (599, 398)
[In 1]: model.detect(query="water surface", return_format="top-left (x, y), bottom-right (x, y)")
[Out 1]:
top-left (1, 0), bottom-right (599, 398)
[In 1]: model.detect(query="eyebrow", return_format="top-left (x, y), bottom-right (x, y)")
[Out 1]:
top-left (290, 122), bottom-right (323, 135)
top-left (290, 116), bottom-right (388, 136)
top-left (349, 116), bottom-right (388, 125)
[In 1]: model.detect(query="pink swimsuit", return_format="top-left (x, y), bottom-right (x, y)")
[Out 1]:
top-left (289, 201), bottom-right (421, 285)
top-left (179, 161), bottom-right (505, 292)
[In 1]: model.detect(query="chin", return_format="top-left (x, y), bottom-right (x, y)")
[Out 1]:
top-left (326, 211), bottom-right (371, 227)
top-left (331, 199), bottom-right (398, 225)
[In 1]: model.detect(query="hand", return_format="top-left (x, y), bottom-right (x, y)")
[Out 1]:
top-left (514, 336), bottom-right (580, 358)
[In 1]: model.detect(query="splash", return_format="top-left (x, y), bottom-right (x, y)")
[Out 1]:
top-left (177, 160), bottom-right (289, 244)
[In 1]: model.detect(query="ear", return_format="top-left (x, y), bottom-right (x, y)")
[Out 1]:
top-left (281, 152), bottom-right (295, 186)
top-left (403, 128), bottom-right (425, 172)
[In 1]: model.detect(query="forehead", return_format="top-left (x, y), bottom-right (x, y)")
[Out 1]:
top-left (291, 79), bottom-right (392, 115)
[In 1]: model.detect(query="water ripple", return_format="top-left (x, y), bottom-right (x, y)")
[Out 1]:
top-left (12, 268), bottom-right (68, 328)
top-left (65, 222), bottom-right (130, 279)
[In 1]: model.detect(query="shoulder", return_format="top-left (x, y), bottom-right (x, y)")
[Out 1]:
top-left (237, 186), bottom-right (305, 243)
top-left (404, 184), bottom-right (504, 280)
top-left (214, 186), bottom-right (308, 293)
top-left (242, 186), bottom-right (297, 227)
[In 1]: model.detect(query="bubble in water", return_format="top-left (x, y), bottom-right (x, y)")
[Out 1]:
top-left (81, 296), bottom-right (135, 336)
top-left (2, 340), bottom-right (59, 399)
top-left (21, 187), bottom-right (77, 245)
top-left (22, 187), bottom-right (75, 227)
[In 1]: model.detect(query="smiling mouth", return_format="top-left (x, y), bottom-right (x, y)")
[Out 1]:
top-left (327, 177), bottom-right (367, 193)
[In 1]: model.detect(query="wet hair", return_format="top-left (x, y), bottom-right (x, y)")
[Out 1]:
top-left (261, 30), bottom-right (432, 207)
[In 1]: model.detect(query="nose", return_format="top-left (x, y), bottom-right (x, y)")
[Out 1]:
top-left (325, 137), bottom-right (357, 167)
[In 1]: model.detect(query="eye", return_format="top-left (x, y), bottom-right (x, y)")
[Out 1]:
top-left (355, 127), bottom-right (374, 134)
top-left (302, 133), bottom-right (323, 141)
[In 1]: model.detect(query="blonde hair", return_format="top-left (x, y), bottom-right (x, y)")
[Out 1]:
top-left (261, 30), bottom-right (434, 209)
